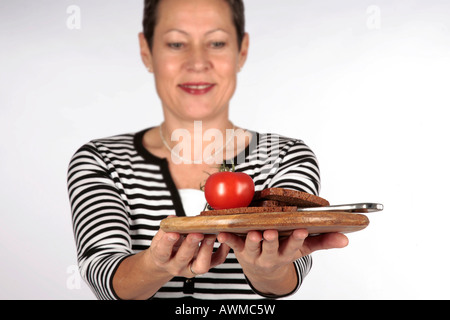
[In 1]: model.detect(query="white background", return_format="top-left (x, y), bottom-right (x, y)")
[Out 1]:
top-left (1, 0), bottom-right (449, 299)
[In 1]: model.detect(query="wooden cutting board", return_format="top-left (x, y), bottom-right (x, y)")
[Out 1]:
top-left (160, 211), bottom-right (370, 236)
top-left (161, 188), bottom-right (370, 235)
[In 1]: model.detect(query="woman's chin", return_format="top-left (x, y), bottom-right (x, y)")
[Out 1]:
top-left (175, 107), bottom-right (227, 122)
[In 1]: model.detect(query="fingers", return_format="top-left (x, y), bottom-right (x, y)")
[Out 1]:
top-left (245, 231), bottom-right (263, 258)
top-left (191, 235), bottom-right (217, 274)
top-left (170, 234), bottom-right (228, 277)
top-left (279, 229), bottom-right (308, 259)
top-left (150, 229), bottom-right (205, 275)
top-left (173, 233), bottom-right (204, 267)
top-left (216, 230), bottom-right (349, 260)
top-left (219, 230), bottom-right (280, 261)
top-left (260, 230), bottom-right (279, 258)
top-left (302, 232), bottom-right (349, 255)
top-left (278, 230), bottom-right (348, 259)
top-left (150, 229), bottom-right (348, 279)
top-left (210, 243), bottom-right (230, 268)
top-left (217, 232), bottom-right (246, 252)
top-left (150, 230), bottom-right (181, 264)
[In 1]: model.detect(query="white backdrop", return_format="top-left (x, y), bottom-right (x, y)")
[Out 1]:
top-left (1, 0), bottom-right (449, 300)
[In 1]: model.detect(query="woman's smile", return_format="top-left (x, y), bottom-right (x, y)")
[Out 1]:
top-left (178, 82), bottom-right (216, 95)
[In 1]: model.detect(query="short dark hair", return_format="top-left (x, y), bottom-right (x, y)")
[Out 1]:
top-left (142, 0), bottom-right (246, 51)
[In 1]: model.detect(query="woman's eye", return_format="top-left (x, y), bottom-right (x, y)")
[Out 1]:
top-left (168, 42), bottom-right (184, 49)
top-left (210, 41), bottom-right (226, 49)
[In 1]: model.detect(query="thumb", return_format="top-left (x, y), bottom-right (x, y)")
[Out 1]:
top-left (302, 233), bottom-right (349, 255)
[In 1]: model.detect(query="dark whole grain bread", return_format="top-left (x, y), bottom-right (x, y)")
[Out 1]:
top-left (253, 188), bottom-right (330, 207)
top-left (200, 206), bottom-right (297, 216)
top-left (201, 188), bottom-right (329, 216)
top-left (249, 200), bottom-right (288, 207)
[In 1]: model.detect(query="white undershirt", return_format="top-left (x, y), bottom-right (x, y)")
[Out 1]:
top-left (178, 189), bottom-right (207, 217)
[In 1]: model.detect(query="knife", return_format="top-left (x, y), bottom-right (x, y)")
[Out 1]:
top-left (297, 203), bottom-right (383, 213)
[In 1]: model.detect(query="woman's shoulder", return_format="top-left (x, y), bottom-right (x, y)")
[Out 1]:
top-left (70, 129), bottom-right (144, 160)
top-left (236, 129), bottom-right (317, 168)
top-left (251, 130), bottom-right (312, 154)
top-left (90, 131), bottom-right (137, 148)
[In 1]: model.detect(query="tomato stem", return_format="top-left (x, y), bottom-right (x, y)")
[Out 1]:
top-left (219, 160), bottom-right (235, 172)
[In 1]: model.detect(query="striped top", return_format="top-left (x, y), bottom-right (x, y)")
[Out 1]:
top-left (67, 128), bottom-right (321, 300)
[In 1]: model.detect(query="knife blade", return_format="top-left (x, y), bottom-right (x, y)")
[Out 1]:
top-left (297, 203), bottom-right (383, 213)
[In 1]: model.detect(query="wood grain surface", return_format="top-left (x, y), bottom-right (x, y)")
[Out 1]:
top-left (160, 211), bottom-right (369, 236)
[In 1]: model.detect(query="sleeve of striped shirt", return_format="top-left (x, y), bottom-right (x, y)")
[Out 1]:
top-left (267, 139), bottom-right (320, 298)
top-left (67, 142), bottom-right (133, 300)
top-left (269, 139), bottom-right (321, 196)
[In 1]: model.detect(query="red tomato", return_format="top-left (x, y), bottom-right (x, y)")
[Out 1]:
top-left (204, 172), bottom-right (255, 210)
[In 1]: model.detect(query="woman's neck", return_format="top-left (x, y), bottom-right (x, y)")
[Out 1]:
top-left (160, 116), bottom-right (236, 165)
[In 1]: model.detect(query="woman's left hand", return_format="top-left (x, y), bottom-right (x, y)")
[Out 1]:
top-left (217, 229), bottom-right (349, 296)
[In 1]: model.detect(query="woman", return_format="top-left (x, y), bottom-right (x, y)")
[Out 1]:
top-left (67, 0), bottom-right (348, 300)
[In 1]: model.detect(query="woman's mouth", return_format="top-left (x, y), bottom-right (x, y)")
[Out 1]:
top-left (178, 82), bottom-right (216, 95)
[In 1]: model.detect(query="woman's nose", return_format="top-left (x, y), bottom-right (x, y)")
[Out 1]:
top-left (186, 47), bottom-right (211, 72)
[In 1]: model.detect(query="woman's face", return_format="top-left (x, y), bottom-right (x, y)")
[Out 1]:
top-left (140, 0), bottom-right (249, 122)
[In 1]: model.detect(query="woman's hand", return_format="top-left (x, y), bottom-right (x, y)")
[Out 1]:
top-left (147, 229), bottom-right (230, 278)
top-left (113, 228), bottom-right (230, 300)
top-left (217, 229), bottom-right (349, 296)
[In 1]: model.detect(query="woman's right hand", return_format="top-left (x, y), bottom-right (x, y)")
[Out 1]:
top-left (147, 229), bottom-right (230, 278)
top-left (113, 228), bottom-right (230, 300)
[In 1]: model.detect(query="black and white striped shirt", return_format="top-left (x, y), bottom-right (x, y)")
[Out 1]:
top-left (67, 128), bottom-right (321, 300)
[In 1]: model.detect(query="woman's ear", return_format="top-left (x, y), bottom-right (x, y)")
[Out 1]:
top-left (238, 33), bottom-right (250, 71)
top-left (138, 32), bottom-right (154, 73)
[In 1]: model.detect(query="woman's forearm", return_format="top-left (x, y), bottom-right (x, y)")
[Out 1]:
top-left (245, 263), bottom-right (298, 297)
top-left (112, 250), bottom-right (173, 300)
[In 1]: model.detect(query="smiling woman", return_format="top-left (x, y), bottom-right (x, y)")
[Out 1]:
top-left (139, 0), bottom-right (248, 125)
top-left (67, 0), bottom-right (348, 300)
